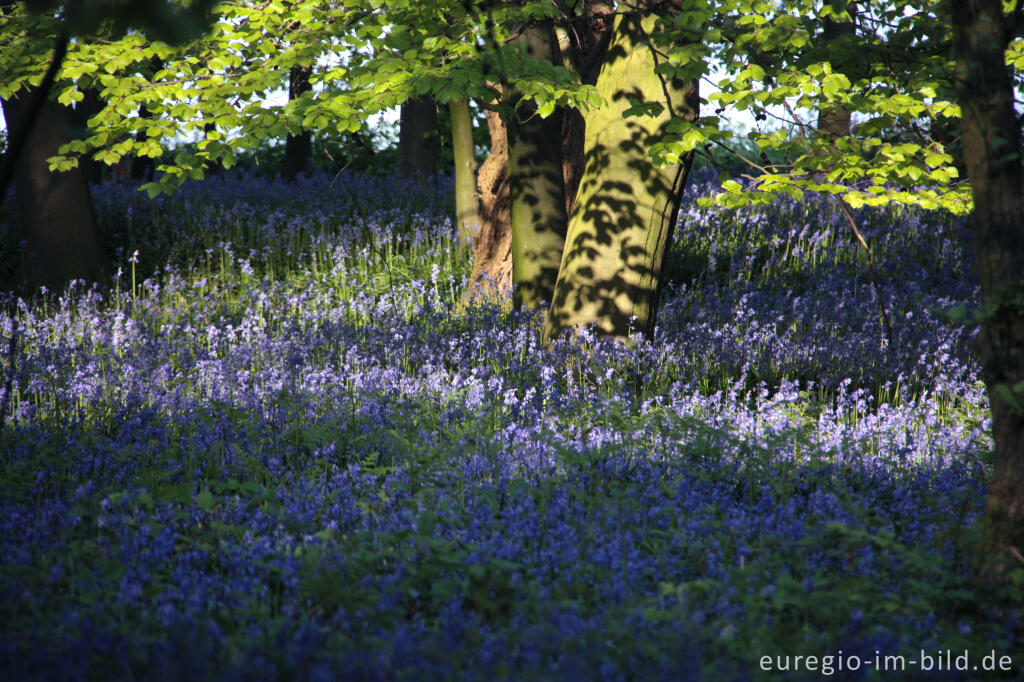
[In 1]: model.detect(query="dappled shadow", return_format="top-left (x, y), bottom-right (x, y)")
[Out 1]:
top-left (508, 97), bottom-right (569, 309)
top-left (544, 10), bottom-right (698, 340)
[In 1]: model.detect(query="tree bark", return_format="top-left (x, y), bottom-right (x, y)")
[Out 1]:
top-left (554, 1), bottom-right (612, 219)
top-left (543, 10), bottom-right (698, 341)
top-left (462, 3), bottom-right (610, 308)
top-left (68, 87), bottom-right (105, 184)
top-left (951, 0), bottom-right (1024, 568)
top-left (816, 2), bottom-right (855, 140)
top-left (397, 94), bottom-right (439, 179)
top-left (284, 65), bottom-right (313, 181)
top-left (561, 106), bottom-right (586, 221)
top-left (508, 22), bottom-right (568, 310)
top-left (464, 108), bottom-right (513, 305)
top-left (1, 91), bottom-right (102, 291)
top-left (449, 96), bottom-right (478, 253)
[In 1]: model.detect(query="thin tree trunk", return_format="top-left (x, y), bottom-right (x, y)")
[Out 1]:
top-left (449, 96), bottom-right (478, 253)
top-left (397, 94), bottom-right (439, 178)
top-left (951, 0), bottom-right (1024, 568)
top-left (284, 65), bottom-right (313, 181)
top-left (508, 22), bottom-right (568, 310)
top-left (561, 106), bottom-right (586, 220)
top-left (464, 107), bottom-right (513, 304)
top-left (131, 57), bottom-right (164, 182)
top-left (1, 91), bottom-right (102, 291)
top-left (543, 10), bottom-right (698, 341)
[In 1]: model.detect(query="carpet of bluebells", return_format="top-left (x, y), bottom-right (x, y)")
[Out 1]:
top-left (1, 168), bottom-right (1021, 680)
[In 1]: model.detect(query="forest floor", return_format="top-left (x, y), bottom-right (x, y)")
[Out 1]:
top-left (1, 169), bottom-right (1020, 680)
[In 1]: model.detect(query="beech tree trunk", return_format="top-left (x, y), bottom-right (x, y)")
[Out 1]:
top-left (951, 0), bottom-right (1024, 567)
top-left (284, 65), bottom-right (313, 181)
top-left (543, 10), bottom-right (698, 341)
top-left (449, 97), bottom-right (478, 253)
top-left (397, 94), bottom-right (439, 179)
top-left (68, 87), bottom-right (105, 184)
top-left (508, 23), bottom-right (568, 310)
top-left (1, 91), bottom-right (101, 291)
top-left (462, 3), bottom-right (610, 308)
top-left (816, 2), bottom-right (855, 140)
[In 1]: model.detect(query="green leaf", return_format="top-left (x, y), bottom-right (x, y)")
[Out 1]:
top-left (196, 489), bottom-right (215, 511)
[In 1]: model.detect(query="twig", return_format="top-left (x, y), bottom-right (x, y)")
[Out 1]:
top-left (835, 197), bottom-right (894, 347)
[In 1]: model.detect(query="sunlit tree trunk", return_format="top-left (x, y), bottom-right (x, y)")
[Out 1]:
top-left (284, 65), bottom-right (313, 181)
top-left (450, 96), bottom-right (478, 254)
top-left (1, 91), bottom-right (101, 291)
top-left (397, 94), bottom-right (439, 179)
top-left (543, 10), bottom-right (698, 341)
top-left (464, 107), bottom-right (513, 304)
top-left (508, 22), bottom-right (568, 310)
top-left (951, 0), bottom-right (1024, 568)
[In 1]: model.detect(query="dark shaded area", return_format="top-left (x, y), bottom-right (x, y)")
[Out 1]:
top-left (284, 66), bottom-right (314, 182)
top-left (397, 95), bottom-right (440, 180)
top-left (950, 0), bottom-right (1024, 569)
top-left (1, 86), bottom-right (102, 291)
top-left (68, 87), bottom-right (105, 185)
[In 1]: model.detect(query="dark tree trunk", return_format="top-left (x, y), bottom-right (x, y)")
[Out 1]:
top-left (561, 107), bottom-right (586, 220)
top-left (68, 87), bottom-right (105, 184)
top-left (508, 22), bottom-right (568, 310)
top-left (556, 1), bottom-right (612, 219)
top-left (131, 57), bottom-right (165, 181)
top-left (816, 2), bottom-right (856, 140)
top-left (284, 65), bottom-right (313, 181)
top-left (1, 90), bottom-right (102, 291)
top-left (397, 94), bottom-right (439, 179)
top-left (951, 0), bottom-right (1024, 568)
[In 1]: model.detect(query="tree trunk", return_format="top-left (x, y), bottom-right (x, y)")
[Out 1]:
top-left (131, 59), bottom-right (164, 182)
top-left (951, 0), bottom-right (1024, 568)
top-left (462, 3), bottom-right (610, 309)
top-left (1, 91), bottom-right (101, 291)
top-left (561, 106), bottom-right (586, 220)
top-left (284, 65), bottom-right (313, 181)
top-left (556, 0), bottom-right (613, 219)
top-left (816, 3), bottom-right (855, 140)
top-left (464, 108), bottom-right (513, 305)
top-left (449, 96), bottom-right (478, 253)
top-left (508, 23), bottom-right (568, 310)
top-left (68, 87), bottom-right (105, 184)
top-left (397, 94), bottom-right (439, 179)
top-left (543, 10), bottom-right (698, 341)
